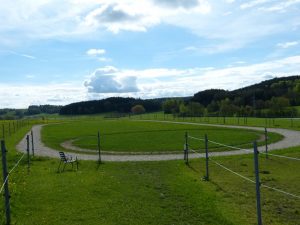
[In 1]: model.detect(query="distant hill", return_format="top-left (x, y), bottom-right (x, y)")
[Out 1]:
top-left (59, 97), bottom-right (162, 115)
top-left (192, 76), bottom-right (300, 107)
top-left (59, 76), bottom-right (300, 117)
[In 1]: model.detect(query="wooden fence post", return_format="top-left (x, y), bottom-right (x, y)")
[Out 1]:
top-left (1, 140), bottom-right (11, 225)
top-left (253, 141), bottom-right (262, 225)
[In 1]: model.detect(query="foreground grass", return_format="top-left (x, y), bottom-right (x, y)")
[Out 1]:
top-left (3, 149), bottom-right (299, 225)
top-left (1, 122), bottom-right (299, 225)
top-left (42, 120), bottom-right (282, 154)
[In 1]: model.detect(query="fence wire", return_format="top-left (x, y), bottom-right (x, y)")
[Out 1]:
top-left (187, 134), bottom-right (300, 200)
top-left (0, 153), bottom-right (26, 194)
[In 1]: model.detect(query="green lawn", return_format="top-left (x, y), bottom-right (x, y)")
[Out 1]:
top-left (41, 119), bottom-right (282, 154)
top-left (130, 112), bottom-right (300, 130)
top-left (1, 118), bottom-right (299, 225)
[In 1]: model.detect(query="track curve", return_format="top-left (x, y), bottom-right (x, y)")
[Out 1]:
top-left (16, 120), bottom-right (300, 161)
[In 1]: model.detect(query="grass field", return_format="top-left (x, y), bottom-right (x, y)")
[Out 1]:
top-left (41, 119), bottom-right (282, 154)
top-left (130, 112), bottom-right (300, 131)
top-left (1, 117), bottom-right (299, 225)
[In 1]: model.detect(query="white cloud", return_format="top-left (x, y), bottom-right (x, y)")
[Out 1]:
top-left (2, 55), bottom-right (300, 108)
top-left (84, 55), bottom-right (300, 100)
top-left (86, 48), bottom-right (106, 56)
top-left (86, 48), bottom-right (111, 62)
top-left (153, 0), bottom-right (201, 9)
top-left (0, 0), bottom-right (299, 54)
top-left (9, 51), bottom-right (36, 59)
top-left (277, 41), bottom-right (299, 48)
top-left (0, 82), bottom-right (85, 108)
top-left (258, 0), bottom-right (300, 12)
top-left (84, 66), bottom-right (139, 93)
top-left (240, 0), bottom-right (271, 10)
top-left (25, 74), bottom-right (36, 79)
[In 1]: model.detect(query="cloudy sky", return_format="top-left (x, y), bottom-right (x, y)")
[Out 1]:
top-left (1, 0), bottom-right (300, 108)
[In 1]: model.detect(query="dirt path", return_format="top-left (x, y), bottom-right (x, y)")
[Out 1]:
top-left (16, 120), bottom-right (300, 162)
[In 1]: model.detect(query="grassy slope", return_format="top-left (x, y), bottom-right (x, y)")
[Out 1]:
top-left (41, 120), bottom-right (282, 153)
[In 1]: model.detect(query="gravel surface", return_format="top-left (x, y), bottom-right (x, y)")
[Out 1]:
top-left (16, 120), bottom-right (300, 162)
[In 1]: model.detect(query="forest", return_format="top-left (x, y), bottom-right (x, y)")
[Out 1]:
top-left (59, 76), bottom-right (300, 117)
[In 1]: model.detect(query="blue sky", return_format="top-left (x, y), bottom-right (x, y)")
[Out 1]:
top-left (1, 0), bottom-right (300, 108)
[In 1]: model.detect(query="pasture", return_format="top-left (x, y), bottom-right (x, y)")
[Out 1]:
top-left (130, 112), bottom-right (300, 130)
top-left (41, 119), bottom-right (282, 154)
top-left (0, 116), bottom-right (299, 225)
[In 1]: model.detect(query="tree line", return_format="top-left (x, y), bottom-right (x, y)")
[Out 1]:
top-left (164, 76), bottom-right (300, 117)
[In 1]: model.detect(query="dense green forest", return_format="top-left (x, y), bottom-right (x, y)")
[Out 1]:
top-left (59, 76), bottom-right (300, 117)
top-left (59, 97), bottom-right (162, 115)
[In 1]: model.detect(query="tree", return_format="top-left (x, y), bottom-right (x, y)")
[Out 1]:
top-left (131, 105), bottom-right (146, 114)
top-left (186, 102), bottom-right (204, 116)
top-left (162, 99), bottom-right (181, 114)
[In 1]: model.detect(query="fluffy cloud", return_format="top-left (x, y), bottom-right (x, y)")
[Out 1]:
top-left (2, 55), bottom-right (300, 108)
top-left (84, 55), bottom-right (300, 100)
top-left (153, 0), bottom-right (200, 9)
top-left (0, 83), bottom-right (86, 108)
top-left (84, 66), bottom-right (139, 93)
top-left (277, 41), bottom-right (299, 49)
top-left (86, 48), bottom-right (106, 56)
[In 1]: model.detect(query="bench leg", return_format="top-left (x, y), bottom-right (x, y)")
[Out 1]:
top-left (63, 163), bottom-right (66, 172)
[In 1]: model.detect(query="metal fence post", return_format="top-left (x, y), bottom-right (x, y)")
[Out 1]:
top-left (264, 128), bottom-right (268, 159)
top-left (253, 141), bottom-right (262, 225)
top-left (185, 132), bottom-right (189, 165)
top-left (26, 135), bottom-right (30, 173)
top-left (204, 134), bottom-right (209, 181)
top-left (97, 131), bottom-right (101, 164)
top-left (2, 124), bottom-right (4, 140)
top-left (8, 123), bottom-right (11, 137)
top-left (31, 130), bottom-right (34, 156)
top-left (1, 140), bottom-right (11, 225)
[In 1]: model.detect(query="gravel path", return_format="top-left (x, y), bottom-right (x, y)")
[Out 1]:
top-left (16, 120), bottom-right (300, 162)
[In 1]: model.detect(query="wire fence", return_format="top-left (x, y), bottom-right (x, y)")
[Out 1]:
top-left (0, 153), bottom-right (26, 194)
top-left (185, 132), bottom-right (300, 224)
top-left (186, 133), bottom-right (300, 199)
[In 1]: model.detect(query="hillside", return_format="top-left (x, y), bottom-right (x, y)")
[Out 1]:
top-left (59, 76), bottom-right (300, 117)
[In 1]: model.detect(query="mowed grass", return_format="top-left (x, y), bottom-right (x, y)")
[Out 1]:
top-left (4, 147), bottom-right (300, 224)
top-left (1, 120), bottom-right (299, 225)
top-left (41, 119), bottom-right (282, 153)
top-left (131, 112), bottom-right (300, 131)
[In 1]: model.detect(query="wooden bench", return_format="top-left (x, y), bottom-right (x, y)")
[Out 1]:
top-left (58, 152), bottom-right (78, 172)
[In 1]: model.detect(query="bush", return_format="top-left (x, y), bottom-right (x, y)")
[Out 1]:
top-left (131, 105), bottom-right (146, 114)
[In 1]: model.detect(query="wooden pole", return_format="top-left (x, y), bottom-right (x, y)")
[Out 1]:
top-left (1, 140), bottom-right (11, 225)
top-left (204, 134), bottom-right (209, 181)
top-left (253, 141), bottom-right (262, 225)
top-left (31, 130), bottom-right (35, 156)
top-left (26, 135), bottom-right (30, 173)
top-left (97, 131), bottom-right (101, 164)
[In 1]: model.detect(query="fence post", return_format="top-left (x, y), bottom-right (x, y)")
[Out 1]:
top-left (31, 130), bottom-right (34, 156)
top-left (253, 141), bottom-right (262, 225)
top-left (2, 124), bottom-right (4, 139)
top-left (1, 140), bottom-right (11, 225)
top-left (97, 131), bottom-right (101, 164)
top-left (264, 128), bottom-right (268, 159)
top-left (8, 123), bottom-right (11, 137)
top-left (26, 135), bottom-right (30, 173)
top-left (184, 132), bottom-right (189, 165)
top-left (204, 134), bottom-right (209, 181)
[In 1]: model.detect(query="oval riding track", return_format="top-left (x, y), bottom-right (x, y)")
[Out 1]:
top-left (16, 120), bottom-right (300, 162)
